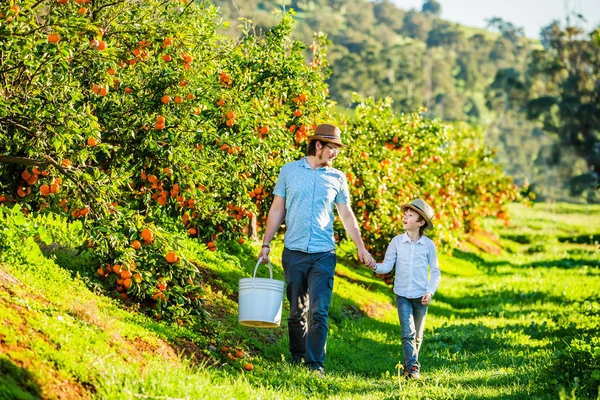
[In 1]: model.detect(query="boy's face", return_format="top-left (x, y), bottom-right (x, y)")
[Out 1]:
top-left (402, 209), bottom-right (426, 232)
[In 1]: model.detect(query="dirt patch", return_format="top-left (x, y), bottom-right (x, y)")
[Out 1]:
top-left (0, 266), bottom-right (93, 399)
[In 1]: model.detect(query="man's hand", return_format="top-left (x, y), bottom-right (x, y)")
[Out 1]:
top-left (358, 248), bottom-right (376, 270)
top-left (421, 293), bottom-right (432, 305)
top-left (258, 247), bottom-right (270, 263)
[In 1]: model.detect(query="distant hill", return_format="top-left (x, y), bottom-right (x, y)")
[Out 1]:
top-left (209, 0), bottom-right (597, 203)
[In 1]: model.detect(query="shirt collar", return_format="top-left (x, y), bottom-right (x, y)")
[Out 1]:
top-left (301, 156), bottom-right (328, 171)
top-left (400, 233), bottom-right (426, 244)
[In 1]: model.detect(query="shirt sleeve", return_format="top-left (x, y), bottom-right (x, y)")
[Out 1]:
top-left (426, 241), bottom-right (441, 296)
top-left (334, 172), bottom-right (350, 205)
top-left (374, 236), bottom-right (397, 275)
top-left (272, 164), bottom-right (288, 198)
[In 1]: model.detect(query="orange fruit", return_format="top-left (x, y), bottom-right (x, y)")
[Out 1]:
top-left (244, 363), bottom-right (254, 371)
top-left (39, 184), bottom-right (50, 196)
top-left (124, 87), bottom-right (132, 94)
top-left (27, 175), bottom-right (38, 185)
top-left (78, 7), bottom-right (86, 14)
top-left (163, 37), bottom-right (173, 46)
top-left (121, 269), bottom-right (133, 279)
top-left (163, 54), bottom-right (171, 62)
top-left (227, 111), bottom-right (236, 119)
top-left (207, 241), bottom-right (215, 249)
top-left (87, 137), bottom-right (97, 146)
top-left (48, 33), bottom-right (60, 43)
top-left (174, 96), bottom-right (183, 104)
top-left (123, 278), bottom-right (132, 289)
top-left (188, 228), bottom-right (196, 235)
top-left (165, 252), bottom-right (179, 264)
top-left (133, 273), bottom-right (142, 283)
top-left (161, 95), bottom-right (171, 104)
top-left (238, 238), bottom-right (245, 244)
top-left (50, 183), bottom-right (60, 194)
top-left (99, 87), bottom-right (108, 96)
top-left (21, 170), bottom-right (32, 180)
top-left (112, 264), bottom-right (122, 274)
top-left (131, 240), bottom-right (142, 250)
top-left (234, 349), bottom-right (244, 358)
top-left (156, 116), bottom-right (165, 124)
top-left (141, 228), bottom-right (154, 243)
top-left (96, 267), bottom-right (105, 277)
top-left (97, 41), bottom-right (106, 50)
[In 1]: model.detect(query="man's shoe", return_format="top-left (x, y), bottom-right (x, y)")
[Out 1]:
top-left (307, 364), bottom-right (326, 376)
top-left (288, 356), bottom-right (303, 366)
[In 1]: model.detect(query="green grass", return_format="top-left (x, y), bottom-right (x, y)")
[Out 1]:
top-left (0, 202), bottom-right (598, 399)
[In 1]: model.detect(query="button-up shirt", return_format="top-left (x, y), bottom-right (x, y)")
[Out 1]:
top-left (374, 233), bottom-right (441, 298)
top-left (272, 157), bottom-right (350, 253)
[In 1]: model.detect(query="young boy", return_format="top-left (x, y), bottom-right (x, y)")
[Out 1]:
top-left (369, 198), bottom-right (441, 379)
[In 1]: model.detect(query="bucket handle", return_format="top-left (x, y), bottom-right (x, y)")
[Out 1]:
top-left (253, 258), bottom-right (274, 285)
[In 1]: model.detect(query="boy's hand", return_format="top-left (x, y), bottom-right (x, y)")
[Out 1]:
top-left (362, 252), bottom-right (376, 270)
top-left (421, 293), bottom-right (432, 305)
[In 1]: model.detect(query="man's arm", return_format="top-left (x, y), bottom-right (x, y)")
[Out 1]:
top-left (336, 203), bottom-right (375, 268)
top-left (258, 195), bottom-right (286, 263)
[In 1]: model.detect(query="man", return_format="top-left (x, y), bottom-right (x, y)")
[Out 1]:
top-left (258, 123), bottom-right (375, 375)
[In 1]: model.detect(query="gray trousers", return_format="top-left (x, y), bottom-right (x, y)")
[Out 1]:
top-left (282, 247), bottom-right (336, 369)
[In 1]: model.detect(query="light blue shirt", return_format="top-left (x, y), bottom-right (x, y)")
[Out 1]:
top-left (273, 157), bottom-right (350, 253)
top-left (374, 233), bottom-right (441, 298)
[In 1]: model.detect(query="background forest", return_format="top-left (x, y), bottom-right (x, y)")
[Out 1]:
top-left (213, 0), bottom-right (600, 203)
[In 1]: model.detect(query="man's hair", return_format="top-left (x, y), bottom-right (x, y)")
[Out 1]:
top-left (307, 140), bottom-right (324, 156)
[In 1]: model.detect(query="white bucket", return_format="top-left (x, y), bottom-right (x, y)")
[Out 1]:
top-left (238, 259), bottom-right (285, 328)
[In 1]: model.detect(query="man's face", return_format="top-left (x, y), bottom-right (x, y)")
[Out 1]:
top-left (317, 142), bottom-right (342, 167)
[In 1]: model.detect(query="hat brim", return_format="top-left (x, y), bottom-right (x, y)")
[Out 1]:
top-left (307, 135), bottom-right (346, 147)
top-left (401, 203), bottom-right (433, 230)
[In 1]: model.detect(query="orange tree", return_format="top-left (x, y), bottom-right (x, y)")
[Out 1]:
top-left (0, 1), bottom-right (331, 322)
top-left (334, 95), bottom-right (516, 259)
top-left (0, 1), bottom-right (515, 322)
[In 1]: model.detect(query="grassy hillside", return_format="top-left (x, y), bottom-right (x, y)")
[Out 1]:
top-left (1, 202), bottom-right (599, 399)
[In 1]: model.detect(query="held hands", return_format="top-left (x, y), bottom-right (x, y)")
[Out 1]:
top-left (358, 248), bottom-right (376, 270)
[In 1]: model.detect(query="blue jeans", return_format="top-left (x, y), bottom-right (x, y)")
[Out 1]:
top-left (396, 296), bottom-right (428, 370)
top-left (282, 248), bottom-right (336, 370)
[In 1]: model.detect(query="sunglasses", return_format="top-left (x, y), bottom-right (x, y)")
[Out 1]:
top-left (323, 143), bottom-right (342, 153)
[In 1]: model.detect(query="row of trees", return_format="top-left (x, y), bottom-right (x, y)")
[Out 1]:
top-left (212, 0), bottom-right (599, 202)
top-left (0, 0), bottom-right (514, 323)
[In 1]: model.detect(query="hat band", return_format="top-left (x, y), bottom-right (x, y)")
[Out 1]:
top-left (316, 135), bottom-right (340, 140)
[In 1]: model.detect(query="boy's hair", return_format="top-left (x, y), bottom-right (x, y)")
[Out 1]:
top-left (404, 207), bottom-right (428, 235)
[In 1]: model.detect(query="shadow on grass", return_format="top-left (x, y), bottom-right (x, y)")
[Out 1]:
top-left (558, 233), bottom-right (600, 244)
top-left (528, 257), bottom-right (600, 269)
top-left (451, 249), bottom-right (512, 275)
top-left (0, 356), bottom-right (42, 400)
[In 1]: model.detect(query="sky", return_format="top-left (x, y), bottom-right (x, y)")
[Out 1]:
top-left (391, 0), bottom-right (600, 39)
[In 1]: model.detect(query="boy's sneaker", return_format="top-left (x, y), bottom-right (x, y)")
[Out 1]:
top-left (402, 365), bottom-right (410, 379)
top-left (407, 366), bottom-right (421, 379)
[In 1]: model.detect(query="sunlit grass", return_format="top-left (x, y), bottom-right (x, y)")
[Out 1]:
top-left (0, 202), bottom-right (598, 399)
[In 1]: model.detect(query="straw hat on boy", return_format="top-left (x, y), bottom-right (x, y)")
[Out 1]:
top-left (401, 198), bottom-right (434, 230)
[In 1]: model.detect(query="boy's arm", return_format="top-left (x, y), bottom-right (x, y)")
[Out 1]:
top-left (374, 237), bottom-right (397, 275)
top-left (426, 241), bottom-right (441, 296)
